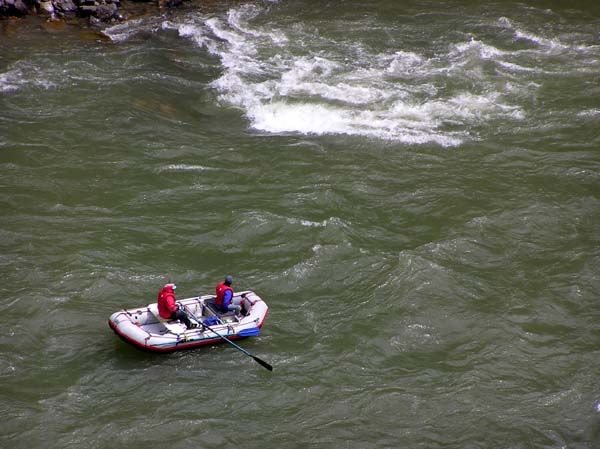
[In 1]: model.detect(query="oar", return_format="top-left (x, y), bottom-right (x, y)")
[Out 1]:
top-left (183, 309), bottom-right (273, 372)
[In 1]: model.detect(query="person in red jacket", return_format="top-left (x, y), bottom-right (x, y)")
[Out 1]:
top-left (157, 283), bottom-right (194, 328)
top-left (215, 275), bottom-right (242, 314)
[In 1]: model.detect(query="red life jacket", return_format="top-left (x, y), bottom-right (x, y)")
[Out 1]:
top-left (215, 282), bottom-right (233, 309)
top-left (157, 286), bottom-right (177, 319)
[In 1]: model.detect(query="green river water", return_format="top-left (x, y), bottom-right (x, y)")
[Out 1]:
top-left (1, 1), bottom-right (600, 448)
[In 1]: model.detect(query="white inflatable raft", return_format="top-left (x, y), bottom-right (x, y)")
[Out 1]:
top-left (108, 291), bottom-right (268, 353)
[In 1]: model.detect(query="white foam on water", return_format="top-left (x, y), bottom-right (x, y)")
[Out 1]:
top-left (167, 7), bottom-right (493, 146)
top-left (384, 51), bottom-right (428, 76)
top-left (500, 15), bottom-right (600, 57)
top-left (109, 5), bottom-right (554, 147)
top-left (159, 164), bottom-right (216, 172)
top-left (0, 65), bottom-right (56, 93)
top-left (250, 101), bottom-right (466, 147)
top-left (277, 56), bottom-right (390, 104)
top-left (496, 61), bottom-right (539, 73)
top-left (252, 102), bottom-right (351, 135)
top-left (96, 5), bottom-right (598, 147)
top-left (577, 109), bottom-right (600, 119)
top-left (498, 16), bottom-right (570, 51)
top-left (226, 4), bottom-right (288, 46)
top-left (0, 70), bottom-right (19, 93)
top-left (450, 39), bottom-right (507, 60)
top-left (497, 16), bottom-right (513, 29)
top-left (287, 217), bottom-right (348, 228)
top-left (102, 19), bottom-right (160, 42)
top-left (514, 29), bottom-right (567, 50)
top-left (446, 93), bottom-right (525, 121)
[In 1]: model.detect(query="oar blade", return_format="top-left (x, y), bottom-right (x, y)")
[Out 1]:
top-left (253, 356), bottom-right (273, 372)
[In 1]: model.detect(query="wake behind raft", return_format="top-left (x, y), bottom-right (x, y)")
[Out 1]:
top-left (108, 290), bottom-right (270, 364)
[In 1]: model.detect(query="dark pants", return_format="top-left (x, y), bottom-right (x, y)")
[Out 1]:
top-left (170, 309), bottom-right (192, 328)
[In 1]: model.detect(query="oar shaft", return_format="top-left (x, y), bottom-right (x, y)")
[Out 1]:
top-left (183, 308), bottom-right (272, 371)
top-left (205, 324), bottom-right (251, 355)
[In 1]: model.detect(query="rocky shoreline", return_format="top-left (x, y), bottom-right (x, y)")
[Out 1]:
top-left (0, 0), bottom-right (183, 23)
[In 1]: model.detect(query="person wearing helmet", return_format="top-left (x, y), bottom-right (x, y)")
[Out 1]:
top-left (157, 283), bottom-right (194, 329)
top-left (215, 275), bottom-right (242, 314)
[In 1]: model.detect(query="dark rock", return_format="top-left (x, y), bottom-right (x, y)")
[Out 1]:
top-left (78, 3), bottom-right (96, 14)
top-left (0, 0), bottom-right (29, 15)
top-left (1, 0), bottom-right (189, 21)
top-left (13, 0), bottom-right (26, 12)
top-left (158, 0), bottom-right (182, 8)
top-left (54, 0), bottom-right (77, 13)
top-left (95, 1), bottom-right (116, 19)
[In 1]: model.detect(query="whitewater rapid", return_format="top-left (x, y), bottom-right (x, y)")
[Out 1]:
top-left (10, 1), bottom-right (596, 148)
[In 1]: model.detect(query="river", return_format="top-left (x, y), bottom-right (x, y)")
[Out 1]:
top-left (1, 1), bottom-right (600, 448)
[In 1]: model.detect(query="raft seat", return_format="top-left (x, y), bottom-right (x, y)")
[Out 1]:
top-left (204, 300), bottom-right (239, 324)
top-left (147, 304), bottom-right (187, 334)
